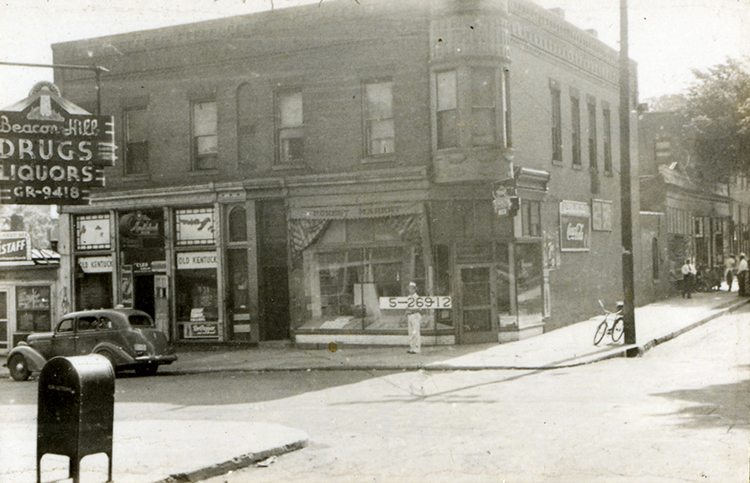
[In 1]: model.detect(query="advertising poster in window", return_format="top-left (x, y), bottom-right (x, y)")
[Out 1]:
top-left (560, 201), bottom-right (590, 252)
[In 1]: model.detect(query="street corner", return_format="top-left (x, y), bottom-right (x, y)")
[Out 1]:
top-left (132, 420), bottom-right (309, 483)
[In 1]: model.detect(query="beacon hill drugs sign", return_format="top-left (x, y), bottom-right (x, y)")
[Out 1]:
top-left (0, 82), bottom-right (115, 205)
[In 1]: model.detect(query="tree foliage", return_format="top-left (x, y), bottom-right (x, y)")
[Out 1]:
top-left (683, 57), bottom-right (750, 182)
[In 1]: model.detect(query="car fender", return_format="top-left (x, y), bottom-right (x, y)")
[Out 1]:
top-left (6, 344), bottom-right (47, 373)
top-left (92, 341), bottom-right (135, 366)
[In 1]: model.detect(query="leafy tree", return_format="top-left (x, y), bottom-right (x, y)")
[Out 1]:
top-left (683, 57), bottom-right (750, 182)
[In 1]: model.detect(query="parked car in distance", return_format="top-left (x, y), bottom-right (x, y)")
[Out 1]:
top-left (4, 308), bottom-right (177, 381)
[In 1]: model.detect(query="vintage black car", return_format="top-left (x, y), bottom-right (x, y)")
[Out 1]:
top-left (4, 308), bottom-right (177, 381)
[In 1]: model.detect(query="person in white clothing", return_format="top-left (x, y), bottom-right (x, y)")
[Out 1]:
top-left (405, 282), bottom-right (422, 354)
top-left (738, 254), bottom-right (748, 296)
top-left (681, 259), bottom-right (697, 298)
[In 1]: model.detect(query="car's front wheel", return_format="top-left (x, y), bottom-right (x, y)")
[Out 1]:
top-left (8, 354), bottom-right (31, 381)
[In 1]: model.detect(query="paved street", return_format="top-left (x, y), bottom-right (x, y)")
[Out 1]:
top-left (1, 299), bottom-right (747, 482)
top-left (198, 306), bottom-right (749, 483)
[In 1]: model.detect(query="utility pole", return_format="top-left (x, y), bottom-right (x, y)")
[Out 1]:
top-left (619, 0), bottom-right (637, 352)
top-left (0, 61), bottom-right (108, 115)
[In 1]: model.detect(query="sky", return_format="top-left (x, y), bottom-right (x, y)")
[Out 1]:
top-left (0, 0), bottom-right (748, 108)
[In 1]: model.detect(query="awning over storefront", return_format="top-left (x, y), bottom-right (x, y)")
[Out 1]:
top-left (288, 202), bottom-right (425, 253)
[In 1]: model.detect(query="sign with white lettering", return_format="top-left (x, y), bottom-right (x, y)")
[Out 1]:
top-left (77, 255), bottom-right (113, 273)
top-left (289, 203), bottom-right (422, 220)
top-left (183, 321), bottom-right (220, 339)
top-left (0, 82), bottom-right (115, 205)
top-left (0, 232), bottom-right (31, 261)
top-left (559, 200), bottom-right (590, 252)
top-left (76, 214), bottom-right (111, 250)
top-left (379, 296), bottom-right (452, 309)
top-left (175, 208), bottom-right (215, 246)
top-left (176, 251), bottom-right (218, 270)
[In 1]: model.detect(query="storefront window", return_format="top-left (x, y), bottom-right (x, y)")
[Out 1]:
top-left (16, 286), bottom-right (51, 333)
top-left (176, 250), bottom-right (220, 339)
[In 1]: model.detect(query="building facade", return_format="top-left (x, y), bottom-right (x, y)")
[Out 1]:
top-left (0, 231), bottom-right (60, 353)
top-left (638, 110), bottom-right (732, 291)
top-left (51, 0), bottom-right (636, 346)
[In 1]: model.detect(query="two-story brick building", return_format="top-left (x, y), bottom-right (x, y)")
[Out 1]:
top-left (50, 0), bottom-right (637, 347)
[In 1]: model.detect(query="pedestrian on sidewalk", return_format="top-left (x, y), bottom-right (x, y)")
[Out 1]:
top-left (681, 259), bottom-right (696, 298)
top-left (405, 282), bottom-right (422, 354)
top-left (738, 253), bottom-right (748, 296)
top-left (725, 254), bottom-right (737, 291)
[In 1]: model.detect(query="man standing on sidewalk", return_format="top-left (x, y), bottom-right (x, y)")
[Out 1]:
top-left (725, 254), bottom-right (737, 291)
top-left (681, 259), bottom-right (697, 298)
top-left (405, 282), bottom-right (422, 354)
top-left (738, 254), bottom-right (748, 296)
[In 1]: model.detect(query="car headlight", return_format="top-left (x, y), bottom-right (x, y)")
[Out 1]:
top-left (134, 344), bottom-right (147, 352)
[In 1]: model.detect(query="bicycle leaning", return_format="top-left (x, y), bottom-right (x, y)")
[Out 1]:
top-left (593, 300), bottom-right (624, 345)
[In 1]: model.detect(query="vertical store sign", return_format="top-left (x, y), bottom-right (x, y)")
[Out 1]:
top-left (0, 82), bottom-right (115, 205)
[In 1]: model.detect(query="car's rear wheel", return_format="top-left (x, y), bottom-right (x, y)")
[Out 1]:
top-left (8, 354), bottom-right (31, 381)
top-left (135, 363), bottom-right (158, 377)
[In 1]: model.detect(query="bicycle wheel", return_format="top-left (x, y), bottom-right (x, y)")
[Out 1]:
top-left (611, 317), bottom-right (624, 343)
top-left (593, 320), bottom-right (608, 345)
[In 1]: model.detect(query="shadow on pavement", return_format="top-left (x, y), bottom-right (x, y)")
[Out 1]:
top-left (111, 369), bottom-right (397, 406)
top-left (652, 377), bottom-right (750, 431)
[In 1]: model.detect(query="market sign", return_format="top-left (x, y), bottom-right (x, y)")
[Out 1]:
top-left (0, 82), bottom-right (115, 205)
top-left (0, 232), bottom-right (31, 261)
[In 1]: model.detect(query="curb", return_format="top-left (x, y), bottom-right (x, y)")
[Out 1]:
top-left (155, 439), bottom-right (309, 483)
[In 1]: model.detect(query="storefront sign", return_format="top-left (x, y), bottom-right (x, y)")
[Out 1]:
top-left (559, 201), bottom-right (590, 252)
top-left (290, 203), bottom-right (423, 220)
top-left (0, 232), bottom-right (31, 261)
top-left (0, 83), bottom-right (115, 205)
top-left (76, 214), bottom-right (111, 250)
top-left (183, 321), bottom-right (220, 339)
top-left (78, 256), bottom-right (113, 273)
top-left (175, 208), bottom-right (215, 245)
top-left (176, 251), bottom-right (218, 270)
top-left (379, 296), bottom-right (452, 309)
top-left (120, 211), bottom-right (161, 238)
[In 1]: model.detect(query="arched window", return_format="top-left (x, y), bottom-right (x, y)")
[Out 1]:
top-left (228, 206), bottom-right (247, 242)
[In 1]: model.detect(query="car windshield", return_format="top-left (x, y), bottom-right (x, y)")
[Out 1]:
top-left (128, 314), bottom-right (154, 327)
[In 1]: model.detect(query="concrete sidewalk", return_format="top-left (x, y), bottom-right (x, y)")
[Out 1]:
top-left (1, 291), bottom-right (746, 483)
top-left (159, 291), bottom-right (748, 374)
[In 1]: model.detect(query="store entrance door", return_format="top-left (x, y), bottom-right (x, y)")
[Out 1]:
top-left (134, 274), bottom-right (155, 320)
top-left (457, 265), bottom-right (497, 344)
top-left (0, 291), bottom-right (7, 353)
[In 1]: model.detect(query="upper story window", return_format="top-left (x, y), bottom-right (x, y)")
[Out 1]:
top-left (192, 101), bottom-right (218, 170)
top-left (364, 80), bottom-right (395, 157)
top-left (550, 80), bottom-right (562, 163)
top-left (587, 96), bottom-right (597, 171)
top-left (603, 103), bottom-right (613, 174)
top-left (436, 71), bottom-right (458, 150)
top-left (124, 107), bottom-right (148, 176)
top-left (471, 68), bottom-right (496, 146)
top-left (276, 90), bottom-right (304, 164)
top-left (570, 92), bottom-right (582, 167)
